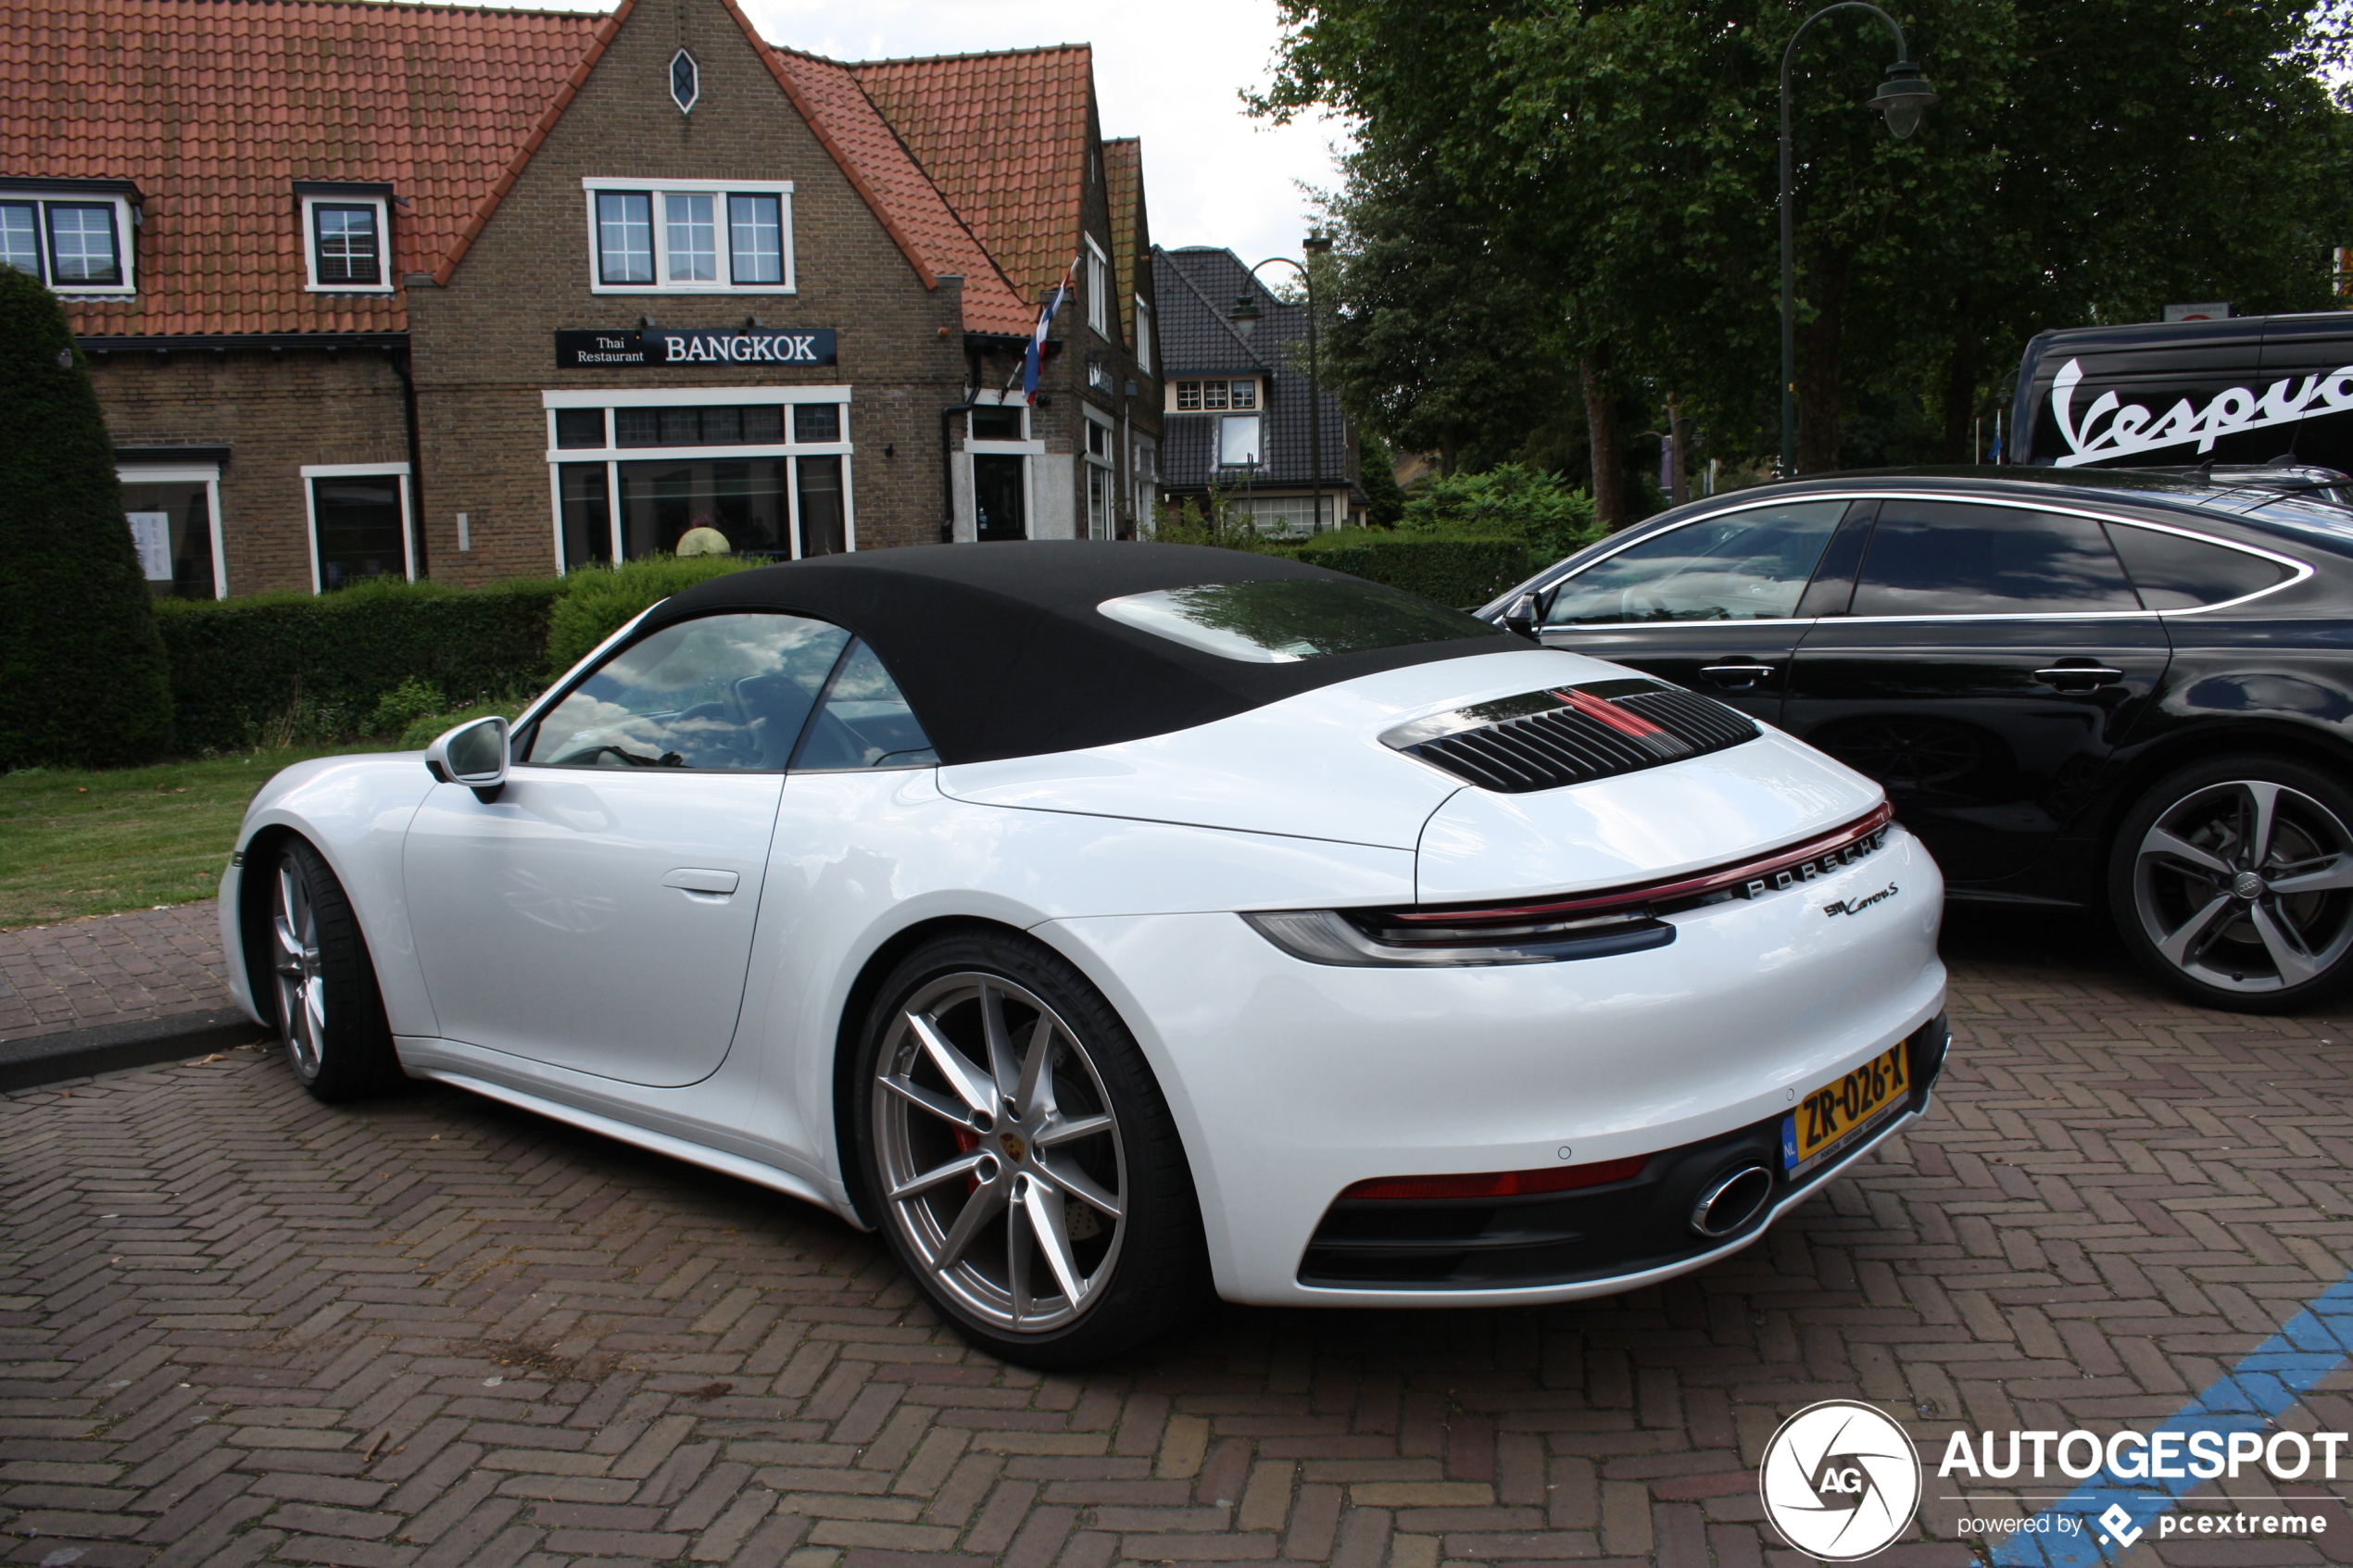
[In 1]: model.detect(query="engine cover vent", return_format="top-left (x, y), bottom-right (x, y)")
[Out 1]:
top-left (1382, 678), bottom-right (1759, 794)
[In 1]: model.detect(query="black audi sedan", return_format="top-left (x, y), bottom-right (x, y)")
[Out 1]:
top-left (1479, 469), bottom-right (2353, 1012)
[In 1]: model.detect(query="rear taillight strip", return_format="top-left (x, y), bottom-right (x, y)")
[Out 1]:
top-left (1383, 802), bottom-right (1897, 930)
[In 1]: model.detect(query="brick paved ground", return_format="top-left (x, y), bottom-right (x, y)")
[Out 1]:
top-left (0, 903), bottom-right (232, 1043)
top-left (4, 908), bottom-right (2353, 1567)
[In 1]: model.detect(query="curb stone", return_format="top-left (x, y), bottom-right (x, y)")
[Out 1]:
top-left (0, 1005), bottom-right (271, 1092)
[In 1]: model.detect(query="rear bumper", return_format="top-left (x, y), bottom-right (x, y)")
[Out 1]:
top-left (1040, 826), bottom-right (1948, 1308)
top-left (1300, 1012), bottom-right (1948, 1290)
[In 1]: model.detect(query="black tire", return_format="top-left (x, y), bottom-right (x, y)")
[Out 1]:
top-left (851, 929), bottom-right (1211, 1367)
top-left (2108, 755), bottom-right (2353, 1013)
top-left (264, 837), bottom-right (405, 1101)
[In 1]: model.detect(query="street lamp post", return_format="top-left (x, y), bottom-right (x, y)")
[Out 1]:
top-left (1780, 3), bottom-right (1936, 475)
top-left (1252, 238), bottom-right (1332, 533)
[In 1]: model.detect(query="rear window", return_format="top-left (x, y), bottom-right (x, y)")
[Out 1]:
top-left (1851, 502), bottom-right (2141, 617)
top-left (1098, 579), bottom-right (1504, 664)
top-left (2106, 522), bottom-right (2296, 609)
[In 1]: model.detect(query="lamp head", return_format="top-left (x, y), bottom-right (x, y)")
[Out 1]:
top-left (1869, 59), bottom-right (1937, 138)
top-left (1302, 233), bottom-right (1333, 255)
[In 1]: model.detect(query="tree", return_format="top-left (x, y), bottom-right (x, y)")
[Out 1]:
top-left (1260, 0), bottom-right (2353, 475)
top-left (0, 269), bottom-right (173, 768)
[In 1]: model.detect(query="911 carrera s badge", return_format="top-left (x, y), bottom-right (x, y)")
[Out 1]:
top-left (1823, 884), bottom-right (1898, 918)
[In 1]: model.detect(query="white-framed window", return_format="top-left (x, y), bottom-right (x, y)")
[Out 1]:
top-left (1083, 408), bottom-right (1114, 466)
top-left (120, 463), bottom-right (226, 600)
top-left (961, 391), bottom-right (1038, 544)
top-left (1135, 297), bottom-right (1153, 372)
top-left (1172, 378), bottom-right (1258, 413)
top-left (298, 193), bottom-right (392, 293)
top-left (301, 462), bottom-right (413, 595)
top-left (541, 384), bottom-right (854, 571)
top-left (1086, 236), bottom-right (1110, 338)
top-left (1237, 495), bottom-right (1321, 536)
top-left (1218, 414), bottom-right (1263, 469)
top-left (583, 178), bottom-right (795, 294)
top-left (0, 189), bottom-right (135, 295)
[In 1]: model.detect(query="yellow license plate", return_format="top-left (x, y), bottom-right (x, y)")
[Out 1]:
top-left (1783, 1042), bottom-right (1909, 1173)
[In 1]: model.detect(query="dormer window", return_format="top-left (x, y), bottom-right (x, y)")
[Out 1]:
top-left (296, 182), bottom-right (394, 294)
top-left (584, 178), bottom-right (795, 294)
top-left (0, 180), bottom-right (138, 295)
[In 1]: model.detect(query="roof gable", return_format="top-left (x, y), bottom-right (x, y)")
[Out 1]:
top-left (1151, 245), bottom-right (1266, 374)
top-left (1103, 136), bottom-right (1142, 343)
top-left (769, 49), bottom-right (1030, 335)
top-left (4, 0), bottom-right (604, 336)
top-left (849, 45), bottom-right (1093, 307)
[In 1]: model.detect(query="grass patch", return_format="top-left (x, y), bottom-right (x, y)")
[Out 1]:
top-left (0, 745), bottom-right (384, 929)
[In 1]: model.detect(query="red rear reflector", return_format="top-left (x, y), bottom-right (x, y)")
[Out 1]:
top-left (1340, 1156), bottom-right (1650, 1201)
top-left (1555, 687), bottom-right (1667, 738)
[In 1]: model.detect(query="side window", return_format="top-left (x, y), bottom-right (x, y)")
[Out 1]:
top-left (2106, 522), bottom-right (2295, 609)
top-left (794, 640), bottom-right (939, 771)
top-left (529, 612), bottom-right (849, 771)
top-left (1851, 502), bottom-right (2139, 617)
top-left (1543, 501), bottom-right (1845, 625)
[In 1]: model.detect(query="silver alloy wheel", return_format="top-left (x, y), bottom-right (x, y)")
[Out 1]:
top-left (2133, 778), bottom-right (2353, 994)
top-left (873, 972), bottom-right (1127, 1335)
top-left (272, 854), bottom-right (327, 1077)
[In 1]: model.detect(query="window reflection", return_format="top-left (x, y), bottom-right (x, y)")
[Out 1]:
top-left (1544, 503), bottom-right (1845, 625)
top-left (1852, 504), bottom-right (2140, 617)
top-left (530, 613), bottom-right (849, 771)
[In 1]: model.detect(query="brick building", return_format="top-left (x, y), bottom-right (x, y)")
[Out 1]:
top-left (1151, 245), bottom-right (1363, 534)
top-left (5, 0), bottom-right (1162, 596)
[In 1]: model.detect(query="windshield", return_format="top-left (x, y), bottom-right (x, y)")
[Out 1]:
top-left (1098, 579), bottom-right (1504, 664)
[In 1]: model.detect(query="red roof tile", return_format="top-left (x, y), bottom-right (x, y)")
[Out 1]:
top-left (3, 0), bottom-right (604, 337)
top-left (1103, 134), bottom-right (1140, 344)
top-left (771, 47), bottom-right (1031, 336)
top-left (849, 45), bottom-right (1093, 308)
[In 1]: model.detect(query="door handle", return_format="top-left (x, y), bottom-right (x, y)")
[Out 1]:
top-left (1700, 663), bottom-right (1777, 690)
top-left (663, 868), bottom-right (740, 895)
top-left (2032, 666), bottom-right (2125, 688)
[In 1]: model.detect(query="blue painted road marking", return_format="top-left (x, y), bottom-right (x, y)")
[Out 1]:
top-left (1986, 1271), bottom-right (2353, 1565)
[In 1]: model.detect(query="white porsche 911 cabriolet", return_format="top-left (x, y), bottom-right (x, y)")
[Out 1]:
top-left (221, 543), bottom-right (1946, 1364)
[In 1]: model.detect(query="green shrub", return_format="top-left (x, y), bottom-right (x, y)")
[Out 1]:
top-left (1278, 533), bottom-right (1550, 609)
top-left (0, 270), bottom-right (174, 768)
top-left (1398, 464), bottom-right (1601, 558)
top-left (545, 556), bottom-right (763, 673)
top-left (397, 696), bottom-right (526, 752)
top-left (156, 575), bottom-right (562, 754)
top-left (370, 676), bottom-right (445, 738)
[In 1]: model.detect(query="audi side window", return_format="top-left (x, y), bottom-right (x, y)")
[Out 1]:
top-left (2105, 522), bottom-right (2295, 609)
top-left (528, 612), bottom-right (849, 771)
top-left (792, 639), bottom-right (938, 771)
top-left (1541, 502), bottom-right (1845, 625)
top-left (1849, 503), bottom-right (2140, 617)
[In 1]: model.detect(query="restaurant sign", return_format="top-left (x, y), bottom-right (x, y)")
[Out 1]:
top-left (555, 328), bottom-right (837, 369)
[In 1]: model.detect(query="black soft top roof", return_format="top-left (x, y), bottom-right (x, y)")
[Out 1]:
top-left (641, 542), bottom-right (1510, 765)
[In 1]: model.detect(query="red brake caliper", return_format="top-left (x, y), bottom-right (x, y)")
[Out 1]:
top-left (952, 1126), bottom-right (982, 1193)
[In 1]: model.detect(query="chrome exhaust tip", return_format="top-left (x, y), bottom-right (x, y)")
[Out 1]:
top-left (1689, 1164), bottom-right (1773, 1238)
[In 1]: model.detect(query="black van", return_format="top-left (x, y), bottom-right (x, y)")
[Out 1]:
top-left (2012, 311), bottom-right (2353, 473)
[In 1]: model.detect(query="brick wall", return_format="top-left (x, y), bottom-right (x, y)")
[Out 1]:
top-left (87, 347), bottom-right (410, 596)
top-left (409, 0), bottom-right (968, 584)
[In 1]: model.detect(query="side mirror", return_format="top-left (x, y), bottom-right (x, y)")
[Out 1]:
top-left (1503, 592), bottom-right (1541, 640)
top-left (425, 715), bottom-right (510, 803)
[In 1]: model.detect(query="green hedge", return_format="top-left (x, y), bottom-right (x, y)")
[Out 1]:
top-left (1277, 534), bottom-right (1551, 609)
top-left (546, 556), bottom-right (761, 672)
top-left (155, 576), bottom-right (563, 753)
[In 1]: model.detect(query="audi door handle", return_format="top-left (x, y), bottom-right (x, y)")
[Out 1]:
top-left (2032, 666), bottom-right (2125, 687)
top-left (1700, 663), bottom-right (1777, 689)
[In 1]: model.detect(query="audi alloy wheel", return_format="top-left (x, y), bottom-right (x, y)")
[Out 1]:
top-left (2113, 759), bottom-right (2353, 1010)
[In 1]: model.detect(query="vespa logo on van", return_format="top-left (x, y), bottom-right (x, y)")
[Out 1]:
top-left (2048, 355), bottom-right (2353, 467)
